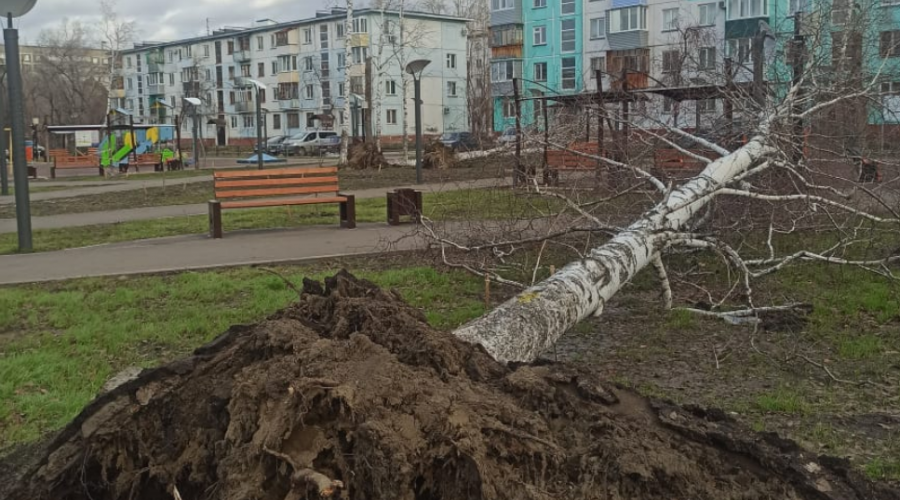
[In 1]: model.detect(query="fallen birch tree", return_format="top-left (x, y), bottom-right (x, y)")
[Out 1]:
top-left (449, 10), bottom-right (900, 363)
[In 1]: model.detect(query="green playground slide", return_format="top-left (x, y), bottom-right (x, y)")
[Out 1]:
top-left (111, 145), bottom-right (133, 163)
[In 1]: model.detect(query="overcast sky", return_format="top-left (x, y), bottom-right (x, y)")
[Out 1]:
top-left (16, 0), bottom-right (334, 46)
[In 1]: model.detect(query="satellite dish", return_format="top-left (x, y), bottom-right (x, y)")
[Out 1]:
top-left (0, 0), bottom-right (37, 18)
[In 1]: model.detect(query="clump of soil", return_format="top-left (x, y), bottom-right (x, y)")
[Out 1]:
top-left (1, 271), bottom-right (897, 500)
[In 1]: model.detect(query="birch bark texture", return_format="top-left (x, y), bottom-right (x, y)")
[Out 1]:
top-left (453, 139), bottom-right (773, 363)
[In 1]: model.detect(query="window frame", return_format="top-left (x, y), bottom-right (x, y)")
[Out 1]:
top-left (533, 26), bottom-right (547, 45)
top-left (534, 61), bottom-right (548, 82)
top-left (590, 18), bottom-right (606, 39)
top-left (561, 57), bottom-right (577, 90)
top-left (561, 19), bottom-right (577, 52)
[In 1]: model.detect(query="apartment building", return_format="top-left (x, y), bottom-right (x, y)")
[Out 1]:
top-left (113, 9), bottom-right (469, 146)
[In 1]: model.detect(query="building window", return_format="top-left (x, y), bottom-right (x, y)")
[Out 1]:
top-left (727, 0), bottom-right (767, 20)
top-left (534, 0), bottom-right (546, 6)
top-left (352, 46), bottom-right (368, 64)
top-left (337, 53), bottom-right (346, 68)
top-left (609, 7), bottom-right (646, 33)
top-left (698, 99), bottom-right (716, 113)
top-left (590, 57), bottom-right (606, 78)
top-left (336, 22), bottom-right (345, 38)
top-left (699, 3), bottom-right (717, 25)
top-left (259, 89), bottom-right (266, 104)
top-left (446, 53), bottom-right (457, 69)
top-left (288, 112), bottom-right (300, 129)
top-left (491, 60), bottom-right (521, 82)
top-left (727, 38), bottom-right (752, 63)
top-left (533, 26), bottom-right (546, 45)
top-left (447, 81), bottom-right (458, 97)
top-left (503, 98), bottom-right (516, 118)
top-left (352, 18), bottom-right (368, 33)
top-left (303, 29), bottom-right (312, 44)
top-left (169, 73), bottom-right (175, 85)
top-left (273, 114), bottom-right (282, 130)
top-left (561, 57), bottom-right (576, 90)
top-left (561, 19), bottom-right (576, 52)
top-left (534, 62), bottom-right (547, 82)
top-left (881, 31), bottom-right (900, 58)
top-left (386, 109), bottom-right (398, 125)
top-left (385, 80), bottom-right (397, 95)
top-left (663, 98), bottom-right (674, 113)
top-left (590, 18), bottom-right (605, 39)
top-left (231, 116), bottom-right (238, 128)
top-left (304, 56), bottom-right (314, 71)
top-left (257, 36), bottom-right (264, 50)
top-left (305, 85), bottom-right (314, 100)
top-left (491, 0), bottom-right (514, 11)
top-left (492, 25), bottom-right (523, 46)
top-left (699, 47), bottom-right (716, 70)
top-left (127, 78), bottom-right (133, 90)
top-left (662, 8), bottom-right (679, 31)
top-left (881, 82), bottom-right (900, 94)
top-left (662, 50), bottom-right (680, 73)
top-left (338, 82), bottom-right (345, 96)
top-left (241, 64), bottom-right (251, 77)
top-left (243, 115), bottom-right (254, 128)
top-left (561, 0), bottom-right (575, 14)
top-left (320, 25), bottom-right (329, 49)
top-left (272, 61), bottom-right (278, 74)
top-left (258, 62), bottom-right (265, 77)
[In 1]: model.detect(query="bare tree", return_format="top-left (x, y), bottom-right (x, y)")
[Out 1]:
top-left (100, 0), bottom-right (136, 112)
top-left (427, 3), bottom-right (900, 363)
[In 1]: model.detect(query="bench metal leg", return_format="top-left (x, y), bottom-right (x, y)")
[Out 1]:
top-left (386, 192), bottom-right (398, 226)
top-left (51, 166), bottom-right (56, 179)
top-left (340, 195), bottom-right (356, 229)
top-left (208, 200), bottom-right (223, 239)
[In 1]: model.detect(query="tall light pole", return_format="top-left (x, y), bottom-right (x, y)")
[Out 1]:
top-left (183, 97), bottom-right (202, 170)
top-left (241, 78), bottom-right (267, 170)
top-left (405, 59), bottom-right (431, 185)
top-left (3, 0), bottom-right (38, 252)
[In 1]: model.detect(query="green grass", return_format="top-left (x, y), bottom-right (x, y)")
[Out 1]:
top-left (58, 169), bottom-right (213, 182)
top-left (838, 334), bottom-right (884, 360)
top-left (865, 458), bottom-right (900, 481)
top-left (0, 265), bottom-right (485, 447)
top-left (0, 188), bottom-right (555, 255)
top-left (665, 309), bottom-right (697, 330)
top-left (754, 387), bottom-right (810, 414)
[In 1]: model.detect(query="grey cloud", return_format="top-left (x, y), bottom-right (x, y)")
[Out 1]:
top-left (16, 0), bottom-right (330, 45)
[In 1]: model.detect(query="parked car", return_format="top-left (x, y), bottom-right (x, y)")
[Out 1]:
top-left (253, 136), bottom-right (285, 155)
top-left (498, 127), bottom-right (517, 145)
top-left (284, 131), bottom-right (340, 156)
top-left (440, 132), bottom-right (479, 151)
top-left (264, 136), bottom-right (289, 155)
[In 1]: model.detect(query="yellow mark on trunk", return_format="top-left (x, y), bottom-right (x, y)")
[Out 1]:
top-left (518, 292), bottom-right (539, 304)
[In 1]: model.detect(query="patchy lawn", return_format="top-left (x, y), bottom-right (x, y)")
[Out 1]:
top-left (0, 262), bottom-right (487, 447)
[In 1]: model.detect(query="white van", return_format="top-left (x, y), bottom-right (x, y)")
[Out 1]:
top-left (283, 131), bottom-right (340, 156)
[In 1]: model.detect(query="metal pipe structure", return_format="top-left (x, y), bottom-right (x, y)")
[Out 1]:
top-left (4, 12), bottom-right (31, 251)
top-left (405, 59), bottom-right (431, 185)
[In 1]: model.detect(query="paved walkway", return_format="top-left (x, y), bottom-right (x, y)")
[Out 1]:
top-left (3, 175), bottom-right (214, 204)
top-left (0, 178), bottom-right (508, 234)
top-left (0, 223), bottom-right (423, 285)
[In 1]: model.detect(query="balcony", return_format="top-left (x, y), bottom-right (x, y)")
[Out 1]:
top-left (148, 84), bottom-right (165, 95)
top-left (232, 76), bottom-right (254, 88)
top-left (110, 88), bottom-right (126, 99)
top-left (234, 101), bottom-right (254, 113)
top-left (183, 81), bottom-right (201, 96)
top-left (277, 71), bottom-right (299, 84)
top-left (279, 98), bottom-right (300, 110)
top-left (233, 49), bottom-right (252, 63)
top-left (349, 33), bottom-right (369, 47)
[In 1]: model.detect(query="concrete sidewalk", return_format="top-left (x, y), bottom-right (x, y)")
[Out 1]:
top-left (2, 175), bottom-right (214, 204)
top-left (0, 223), bottom-right (422, 284)
top-left (0, 177), bottom-right (509, 234)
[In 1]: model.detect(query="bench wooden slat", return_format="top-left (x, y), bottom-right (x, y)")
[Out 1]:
top-left (214, 166), bottom-right (338, 179)
top-left (215, 185), bottom-right (338, 199)
top-left (221, 196), bottom-right (348, 209)
top-left (215, 176), bottom-right (340, 189)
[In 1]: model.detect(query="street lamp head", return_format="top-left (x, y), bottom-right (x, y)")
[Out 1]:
top-left (183, 97), bottom-right (202, 106)
top-left (243, 78), bottom-right (267, 90)
top-left (0, 0), bottom-right (37, 18)
top-left (405, 59), bottom-right (431, 78)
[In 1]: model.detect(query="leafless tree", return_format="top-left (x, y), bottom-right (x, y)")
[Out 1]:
top-left (413, 2), bottom-right (900, 364)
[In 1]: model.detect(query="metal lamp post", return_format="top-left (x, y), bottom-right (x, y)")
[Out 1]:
top-left (183, 97), bottom-right (202, 170)
top-left (239, 78), bottom-right (267, 170)
top-left (2, 0), bottom-right (38, 252)
top-left (405, 59), bottom-right (431, 185)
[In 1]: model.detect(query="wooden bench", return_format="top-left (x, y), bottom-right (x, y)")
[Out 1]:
top-left (208, 166), bottom-right (356, 238)
top-left (120, 153), bottom-right (162, 173)
top-left (653, 149), bottom-right (717, 179)
top-left (51, 156), bottom-right (101, 178)
top-left (545, 142), bottom-right (605, 185)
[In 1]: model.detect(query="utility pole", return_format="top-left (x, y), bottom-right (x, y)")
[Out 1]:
top-left (512, 77), bottom-right (523, 186)
top-left (752, 34), bottom-right (765, 109)
top-left (4, 10), bottom-right (32, 251)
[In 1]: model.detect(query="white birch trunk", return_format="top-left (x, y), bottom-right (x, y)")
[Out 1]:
top-left (399, 5), bottom-right (410, 162)
top-left (453, 139), bottom-right (774, 363)
top-left (339, 0), bottom-right (354, 166)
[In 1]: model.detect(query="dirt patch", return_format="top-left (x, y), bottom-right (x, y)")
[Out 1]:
top-left (1, 271), bottom-right (896, 500)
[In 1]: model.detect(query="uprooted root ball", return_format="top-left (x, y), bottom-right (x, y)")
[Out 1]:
top-left (1, 271), bottom-right (897, 500)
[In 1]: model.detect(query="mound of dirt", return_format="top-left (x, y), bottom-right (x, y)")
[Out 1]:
top-left (1, 271), bottom-right (897, 500)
